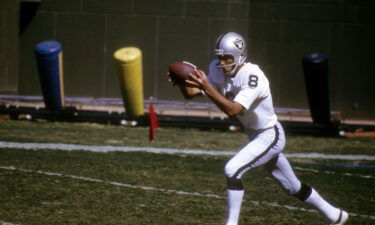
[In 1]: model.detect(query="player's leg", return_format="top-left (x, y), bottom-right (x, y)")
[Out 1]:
top-left (224, 123), bottom-right (284, 225)
top-left (225, 179), bottom-right (244, 225)
top-left (265, 153), bottom-right (348, 224)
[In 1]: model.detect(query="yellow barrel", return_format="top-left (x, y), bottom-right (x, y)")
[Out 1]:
top-left (114, 47), bottom-right (144, 119)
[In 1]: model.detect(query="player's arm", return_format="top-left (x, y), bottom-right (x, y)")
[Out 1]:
top-left (167, 70), bottom-right (203, 100)
top-left (204, 85), bottom-right (244, 117)
top-left (187, 70), bottom-right (244, 117)
top-left (178, 85), bottom-right (203, 100)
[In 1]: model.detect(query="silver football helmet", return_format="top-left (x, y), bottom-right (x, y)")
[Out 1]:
top-left (215, 32), bottom-right (247, 76)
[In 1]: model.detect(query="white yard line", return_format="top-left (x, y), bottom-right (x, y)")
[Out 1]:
top-left (1, 141), bottom-right (374, 180)
top-left (1, 141), bottom-right (375, 160)
top-left (0, 221), bottom-right (23, 225)
top-left (1, 166), bottom-right (374, 221)
top-left (294, 167), bottom-right (375, 179)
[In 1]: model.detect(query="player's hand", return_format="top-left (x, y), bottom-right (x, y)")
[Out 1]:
top-left (167, 72), bottom-right (177, 86)
top-left (186, 69), bottom-right (210, 91)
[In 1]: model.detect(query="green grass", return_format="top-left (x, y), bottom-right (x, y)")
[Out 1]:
top-left (0, 119), bottom-right (374, 225)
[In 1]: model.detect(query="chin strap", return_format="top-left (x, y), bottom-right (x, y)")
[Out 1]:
top-left (226, 62), bottom-right (240, 76)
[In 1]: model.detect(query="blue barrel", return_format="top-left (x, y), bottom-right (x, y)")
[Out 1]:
top-left (35, 41), bottom-right (64, 111)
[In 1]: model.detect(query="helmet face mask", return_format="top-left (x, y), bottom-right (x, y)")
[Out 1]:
top-left (215, 32), bottom-right (247, 76)
top-left (216, 55), bottom-right (236, 73)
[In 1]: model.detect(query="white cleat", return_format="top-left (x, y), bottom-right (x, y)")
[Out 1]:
top-left (330, 210), bottom-right (349, 225)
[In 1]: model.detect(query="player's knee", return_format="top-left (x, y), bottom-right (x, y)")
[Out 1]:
top-left (284, 186), bottom-right (299, 196)
top-left (225, 161), bottom-right (244, 190)
top-left (280, 182), bottom-right (301, 196)
top-left (224, 161), bottom-right (239, 178)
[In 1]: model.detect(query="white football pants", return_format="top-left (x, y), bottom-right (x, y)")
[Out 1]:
top-left (224, 121), bottom-right (343, 225)
top-left (225, 121), bottom-right (301, 195)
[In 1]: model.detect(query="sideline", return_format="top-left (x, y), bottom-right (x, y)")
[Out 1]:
top-left (1, 165), bottom-right (374, 221)
top-left (1, 141), bottom-right (374, 179)
top-left (1, 141), bottom-right (375, 161)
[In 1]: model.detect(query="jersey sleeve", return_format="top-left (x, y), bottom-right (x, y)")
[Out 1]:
top-left (233, 68), bottom-right (265, 110)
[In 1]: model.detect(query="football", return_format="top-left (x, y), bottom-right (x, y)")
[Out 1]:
top-left (168, 61), bottom-right (197, 86)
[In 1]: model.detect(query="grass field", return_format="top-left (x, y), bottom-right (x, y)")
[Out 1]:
top-left (0, 119), bottom-right (374, 225)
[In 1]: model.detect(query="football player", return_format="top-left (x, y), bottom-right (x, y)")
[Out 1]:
top-left (177, 32), bottom-right (348, 225)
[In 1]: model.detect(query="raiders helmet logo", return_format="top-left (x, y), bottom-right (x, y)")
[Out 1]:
top-left (233, 39), bottom-right (244, 50)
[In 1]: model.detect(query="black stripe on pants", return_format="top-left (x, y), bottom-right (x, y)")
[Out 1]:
top-left (231, 124), bottom-right (279, 179)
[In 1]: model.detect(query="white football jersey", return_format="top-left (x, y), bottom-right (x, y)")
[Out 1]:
top-left (208, 59), bottom-right (277, 130)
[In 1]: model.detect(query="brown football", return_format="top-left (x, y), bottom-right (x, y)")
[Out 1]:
top-left (168, 61), bottom-right (197, 86)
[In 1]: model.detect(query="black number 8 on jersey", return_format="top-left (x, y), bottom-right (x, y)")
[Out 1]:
top-left (248, 75), bottom-right (258, 88)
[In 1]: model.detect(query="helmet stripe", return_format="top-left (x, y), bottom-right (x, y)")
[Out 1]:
top-left (216, 34), bottom-right (225, 49)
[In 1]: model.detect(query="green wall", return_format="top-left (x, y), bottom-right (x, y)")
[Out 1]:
top-left (6, 0), bottom-right (375, 119)
top-left (0, 0), bottom-right (19, 94)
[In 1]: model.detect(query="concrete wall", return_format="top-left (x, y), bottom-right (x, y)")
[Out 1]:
top-left (12, 0), bottom-right (375, 119)
top-left (0, 0), bottom-right (19, 94)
